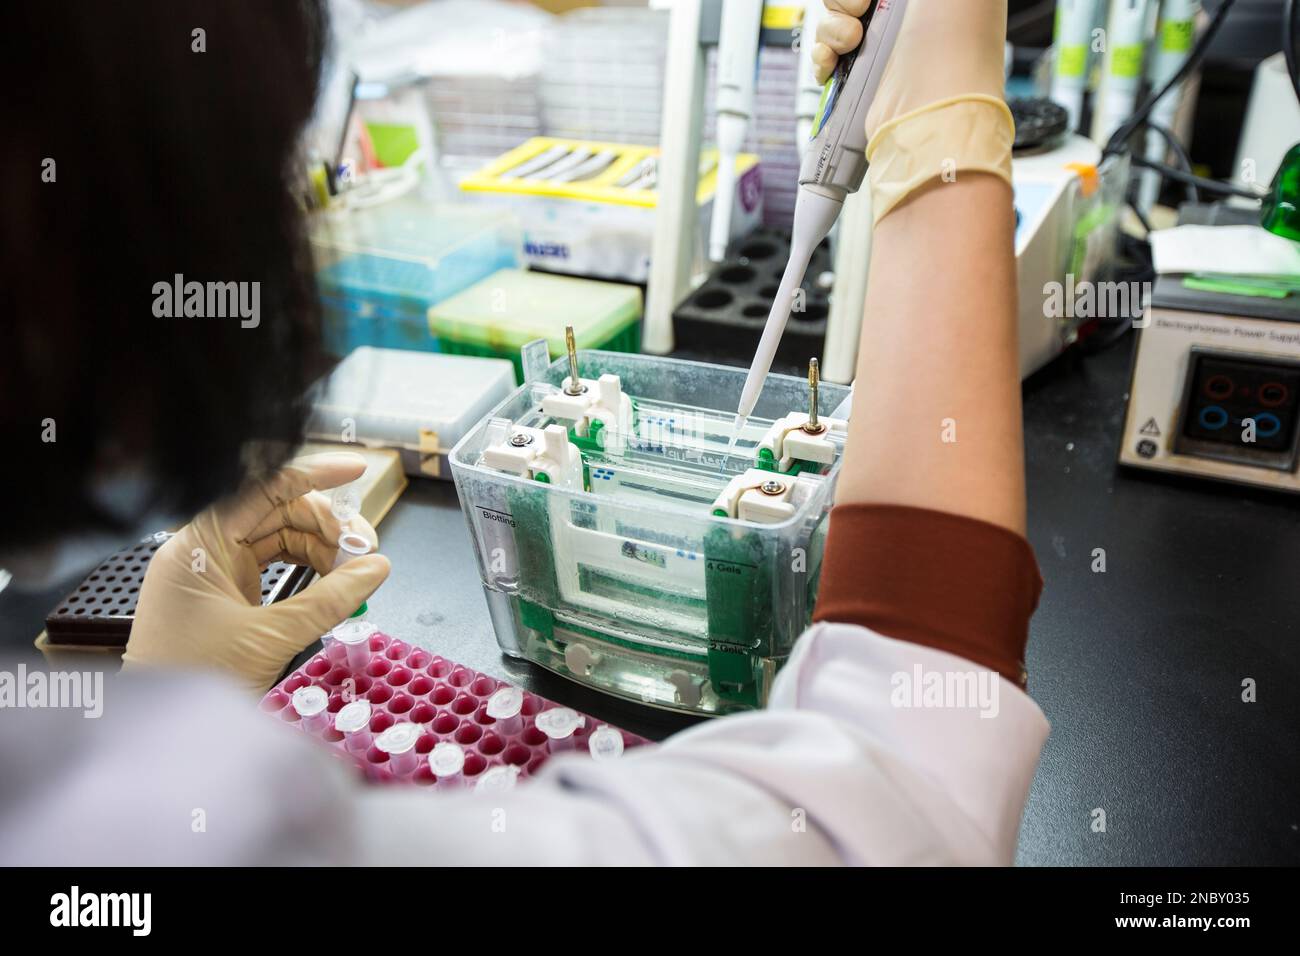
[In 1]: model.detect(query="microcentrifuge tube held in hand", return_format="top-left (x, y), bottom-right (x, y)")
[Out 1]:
top-left (333, 529), bottom-right (373, 619)
top-left (332, 619), bottom-right (378, 672)
top-left (535, 707), bottom-right (585, 753)
top-left (292, 685), bottom-right (330, 733)
top-left (486, 686), bottom-right (525, 737)
top-left (430, 742), bottom-right (466, 790)
top-left (330, 484), bottom-right (362, 530)
top-left (333, 530), bottom-right (372, 570)
top-left (334, 699), bottom-right (373, 753)
top-left (376, 722), bottom-right (421, 775)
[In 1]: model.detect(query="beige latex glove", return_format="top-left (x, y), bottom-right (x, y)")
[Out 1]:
top-left (123, 452), bottom-right (391, 694)
top-left (812, 0), bottom-right (1014, 222)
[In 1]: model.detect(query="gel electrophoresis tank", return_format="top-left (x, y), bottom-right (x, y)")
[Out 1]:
top-left (450, 350), bottom-right (849, 716)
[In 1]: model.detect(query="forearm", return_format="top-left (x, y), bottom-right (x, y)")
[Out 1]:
top-left (837, 173), bottom-right (1025, 534)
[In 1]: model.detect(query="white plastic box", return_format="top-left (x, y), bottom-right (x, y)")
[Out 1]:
top-left (308, 347), bottom-right (516, 479)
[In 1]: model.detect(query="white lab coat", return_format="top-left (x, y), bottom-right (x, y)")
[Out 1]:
top-left (0, 622), bottom-right (1048, 865)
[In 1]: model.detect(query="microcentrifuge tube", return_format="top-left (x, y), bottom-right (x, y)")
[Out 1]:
top-left (333, 530), bottom-right (371, 569)
top-left (330, 485), bottom-right (361, 529)
top-left (376, 723), bottom-right (421, 775)
top-left (334, 699), bottom-right (373, 753)
top-left (474, 765), bottom-right (521, 795)
top-left (486, 686), bottom-right (525, 737)
top-left (332, 619), bottom-right (378, 672)
top-left (535, 707), bottom-right (585, 753)
top-left (430, 742), bottom-right (466, 790)
top-left (587, 725), bottom-right (625, 762)
top-left (291, 685), bottom-right (330, 733)
top-left (332, 530), bottom-right (373, 620)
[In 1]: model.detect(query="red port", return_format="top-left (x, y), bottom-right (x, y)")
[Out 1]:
top-left (1204, 374), bottom-right (1234, 400)
top-left (1259, 382), bottom-right (1290, 408)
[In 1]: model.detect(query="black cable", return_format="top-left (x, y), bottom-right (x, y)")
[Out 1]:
top-left (1140, 119), bottom-right (1198, 204)
top-left (1128, 199), bottom-right (1153, 235)
top-left (1285, 0), bottom-right (1300, 104)
top-left (1102, 0), bottom-right (1239, 159)
top-left (1129, 155), bottom-right (1264, 200)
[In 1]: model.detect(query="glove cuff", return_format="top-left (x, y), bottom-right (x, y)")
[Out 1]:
top-left (865, 94), bottom-right (1015, 224)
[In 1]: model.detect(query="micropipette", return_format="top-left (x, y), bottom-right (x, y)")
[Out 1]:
top-left (709, 0), bottom-right (764, 263)
top-left (1136, 0), bottom-right (1199, 213)
top-left (1050, 0), bottom-right (1103, 134)
top-left (731, 0), bottom-right (908, 433)
top-left (794, 0), bottom-right (828, 152)
top-left (1092, 0), bottom-right (1155, 146)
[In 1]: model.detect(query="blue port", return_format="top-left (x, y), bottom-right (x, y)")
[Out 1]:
top-left (1198, 405), bottom-right (1229, 430)
top-left (1250, 413), bottom-right (1282, 439)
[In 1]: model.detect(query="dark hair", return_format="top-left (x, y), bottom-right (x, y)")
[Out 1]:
top-left (1, 0), bottom-right (331, 548)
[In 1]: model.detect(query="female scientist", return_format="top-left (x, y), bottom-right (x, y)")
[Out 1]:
top-left (0, 0), bottom-right (1045, 865)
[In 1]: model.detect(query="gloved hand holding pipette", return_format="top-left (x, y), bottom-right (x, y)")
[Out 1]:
top-left (123, 453), bottom-right (390, 694)
top-left (813, 0), bottom-right (1014, 217)
top-left (733, 0), bottom-right (1017, 428)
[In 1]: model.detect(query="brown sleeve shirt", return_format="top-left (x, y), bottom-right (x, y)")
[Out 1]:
top-left (813, 504), bottom-right (1043, 687)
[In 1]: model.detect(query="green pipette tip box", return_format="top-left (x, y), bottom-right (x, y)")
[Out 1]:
top-left (429, 269), bottom-right (642, 381)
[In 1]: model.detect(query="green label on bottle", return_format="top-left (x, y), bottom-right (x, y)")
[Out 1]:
top-left (1111, 44), bottom-right (1145, 80)
top-left (1058, 44), bottom-right (1088, 79)
top-left (1161, 19), bottom-right (1195, 54)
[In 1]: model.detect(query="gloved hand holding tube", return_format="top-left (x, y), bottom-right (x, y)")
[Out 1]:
top-left (122, 453), bottom-right (391, 694)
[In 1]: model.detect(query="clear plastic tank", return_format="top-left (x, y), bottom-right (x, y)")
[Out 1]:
top-left (450, 351), bottom-right (850, 716)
